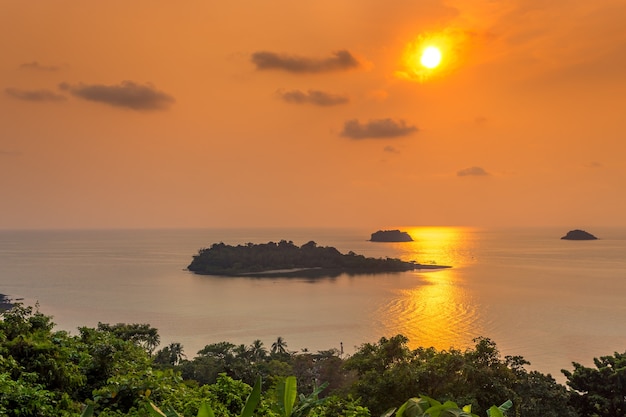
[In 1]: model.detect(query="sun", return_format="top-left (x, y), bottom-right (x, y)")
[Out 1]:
top-left (396, 28), bottom-right (469, 82)
top-left (420, 46), bottom-right (442, 69)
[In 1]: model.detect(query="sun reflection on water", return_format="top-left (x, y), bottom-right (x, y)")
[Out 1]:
top-left (393, 226), bottom-right (478, 267)
top-left (377, 226), bottom-right (484, 351)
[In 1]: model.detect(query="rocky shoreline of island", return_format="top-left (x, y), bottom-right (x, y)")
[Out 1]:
top-left (187, 240), bottom-right (450, 277)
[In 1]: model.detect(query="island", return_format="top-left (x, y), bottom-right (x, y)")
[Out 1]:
top-left (369, 229), bottom-right (413, 242)
top-left (561, 229), bottom-right (598, 240)
top-left (187, 240), bottom-right (449, 277)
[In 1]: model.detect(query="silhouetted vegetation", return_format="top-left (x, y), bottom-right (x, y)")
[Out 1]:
top-left (187, 240), bottom-right (447, 276)
top-left (562, 351), bottom-right (626, 417)
top-left (3, 302), bottom-right (625, 416)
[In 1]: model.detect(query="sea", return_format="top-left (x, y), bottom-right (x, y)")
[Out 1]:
top-left (1, 226), bottom-right (625, 384)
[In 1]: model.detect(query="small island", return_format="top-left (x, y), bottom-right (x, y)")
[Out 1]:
top-left (187, 240), bottom-right (449, 277)
top-left (370, 229), bottom-right (413, 242)
top-left (561, 229), bottom-right (598, 240)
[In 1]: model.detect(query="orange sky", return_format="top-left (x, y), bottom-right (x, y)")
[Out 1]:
top-left (2, 0), bottom-right (626, 229)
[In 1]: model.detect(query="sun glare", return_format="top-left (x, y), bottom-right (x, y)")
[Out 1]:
top-left (396, 28), bottom-right (469, 82)
top-left (420, 46), bottom-right (442, 69)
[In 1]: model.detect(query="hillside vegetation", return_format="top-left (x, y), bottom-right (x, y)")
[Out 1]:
top-left (2, 303), bottom-right (625, 416)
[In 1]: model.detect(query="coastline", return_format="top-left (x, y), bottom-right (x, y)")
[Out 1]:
top-left (231, 263), bottom-right (451, 278)
top-left (0, 293), bottom-right (13, 311)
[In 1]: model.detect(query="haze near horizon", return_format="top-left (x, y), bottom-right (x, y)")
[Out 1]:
top-left (2, 1), bottom-right (625, 230)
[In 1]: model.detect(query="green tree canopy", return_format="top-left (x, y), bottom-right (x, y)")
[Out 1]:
top-left (563, 351), bottom-right (626, 417)
top-left (344, 335), bottom-right (576, 417)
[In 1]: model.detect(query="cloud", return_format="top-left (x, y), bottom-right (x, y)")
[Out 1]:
top-left (457, 166), bottom-right (490, 176)
top-left (58, 81), bottom-right (175, 111)
top-left (252, 50), bottom-right (360, 73)
top-left (474, 116), bottom-right (487, 125)
top-left (5, 88), bottom-right (66, 102)
top-left (341, 118), bottom-right (418, 139)
top-left (384, 145), bottom-right (400, 153)
top-left (19, 61), bottom-right (59, 71)
top-left (277, 89), bottom-right (349, 106)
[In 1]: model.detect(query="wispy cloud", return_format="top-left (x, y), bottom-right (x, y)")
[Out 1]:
top-left (457, 166), bottom-right (490, 176)
top-left (19, 61), bottom-right (59, 72)
top-left (58, 81), bottom-right (175, 111)
top-left (277, 89), bottom-right (349, 106)
top-left (5, 88), bottom-right (66, 102)
top-left (252, 50), bottom-right (360, 73)
top-left (384, 145), bottom-right (400, 153)
top-left (341, 118), bottom-right (418, 139)
top-left (474, 116), bottom-right (487, 125)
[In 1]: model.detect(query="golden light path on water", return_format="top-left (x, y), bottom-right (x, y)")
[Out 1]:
top-left (374, 227), bottom-right (484, 352)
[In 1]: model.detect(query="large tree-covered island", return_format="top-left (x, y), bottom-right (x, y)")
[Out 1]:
top-left (187, 240), bottom-right (449, 276)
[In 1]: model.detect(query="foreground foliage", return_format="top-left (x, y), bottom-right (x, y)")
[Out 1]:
top-left (1, 302), bottom-right (624, 416)
top-left (382, 396), bottom-right (513, 417)
top-left (562, 351), bottom-right (626, 417)
top-left (343, 335), bottom-right (576, 417)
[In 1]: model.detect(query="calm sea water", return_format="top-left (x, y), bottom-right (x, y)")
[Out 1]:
top-left (1, 226), bottom-right (625, 383)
